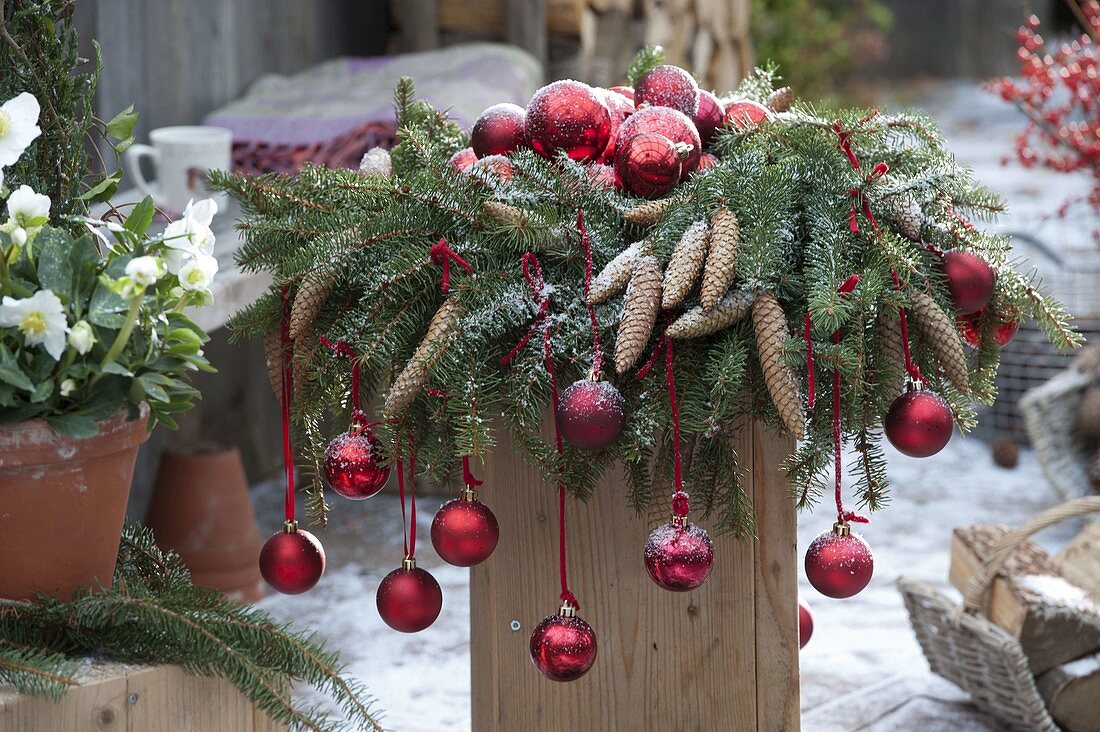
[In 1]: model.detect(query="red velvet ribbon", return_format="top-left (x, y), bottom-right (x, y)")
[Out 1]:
top-left (576, 210), bottom-right (604, 377)
top-left (397, 434), bottom-right (417, 559)
top-left (279, 286), bottom-right (296, 524)
top-left (663, 334), bottom-right (689, 517)
top-left (890, 270), bottom-right (926, 385)
top-left (499, 253), bottom-right (552, 367)
top-left (429, 237), bottom-right (474, 293)
top-left (461, 455), bottom-right (483, 490)
top-left (319, 336), bottom-right (368, 427)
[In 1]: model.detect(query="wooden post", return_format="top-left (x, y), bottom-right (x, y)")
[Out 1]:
top-left (505, 0), bottom-right (548, 75)
top-left (471, 418), bottom-right (799, 730)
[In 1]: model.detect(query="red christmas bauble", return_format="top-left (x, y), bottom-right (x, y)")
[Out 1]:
top-left (995, 317), bottom-right (1019, 346)
top-left (470, 102), bottom-right (526, 158)
top-left (959, 309), bottom-right (1019, 349)
top-left (529, 611), bottom-right (597, 682)
top-left (259, 526), bottom-right (326, 595)
top-left (805, 528), bottom-right (874, 599)
top-left (430, 494), bottom-right (499, 567)
top-left (942, 250), bottom-right (996, 315)
top-left (468, 154), bottom-right (514, 180)
top-left (376, 562), bottom-right (443, 633)
top-left (599, 88), bottom-right (636, 163)
top-left (617, 105), bottom-right (701, 178)
top-left (323, 431), bottom-right (389, 500)
top-left (798, 597), bottom-right (814, 649)
top-left (586, 163), bottom-right (620, 190)
top-left (635, 64), bottom-right (700, 116)
top-left (959, 311), bottom-right (982, 349)
top-left (724, 100), bottom-right (770, 130)
top-left (885, 388), bottom-right (953, 458)
top-left (449, 147), bottom-right (478, 172)
top-left (615, 133), bottom-right (682, 199)
top-left (695, 152), bottom-right (719, 174)
top-left (644, 520), bottom-right (715, 591)
top-left (556, 379), bottom-right (626, 451)
top-left (693, 90), bottom-right (724, 146)
top-left (608, 85), bottom-right (634, 101)
top-left (525, 80), bottom-right (611, 163)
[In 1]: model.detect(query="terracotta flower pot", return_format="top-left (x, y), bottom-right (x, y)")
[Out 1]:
top-left (0, 407), bottom-right (150, 602)
top-left (145, 445), bottom-right (264, 602)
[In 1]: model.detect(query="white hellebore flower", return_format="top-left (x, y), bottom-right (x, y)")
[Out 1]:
top-left (163, 198), bottom-right (218, 274)
top-left (60, 378), bottom-right (77, 397)
top-left (178, 253), bottom-right (218, 292)
top-left (68, 320), bottom-right (95, 355)
top-left (0, 93), bottom-right (41, 167)
top-left (126, 256), bottom-right (162, 287)
top-left (0, 289), bottom-right (69, 360)
top-left (4, 184), bottom-right (51, 246)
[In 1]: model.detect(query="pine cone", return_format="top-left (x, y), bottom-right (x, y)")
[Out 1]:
top-left (289, 272), bottom-right (337, 342)
top-left (624, 198), bottom-right (674, 227)
top-left (875, 309), bottom-right (907, 399)
top-left (881, 192), bottom-right (922, 242)
top-left (264, 327), bottom-right (284, 399)
top-left (615, 256), bottom-right (663, 374)
top-left (667, 290), bottom-right (754, 339)
top-left (292, 322), bottom-right (320, 398)
top-left (482, 200), bottom-right (540, 229)
top-left (752, 291), bottom-right (805, 440)
top-left (766, 87), bottom-right (794, 113)
top-left (700, 203), bottom-right (741, 311)
top-left (383, 297), bottom-right (464, 418)
top-left (588, 241), bottom-right (650, 305)
top-left (990, 437), bottom-right (1020, 469)
top-left (908, 292), bottom-right (970, 394)
top-left (662, 221), bottom-right (709, 309)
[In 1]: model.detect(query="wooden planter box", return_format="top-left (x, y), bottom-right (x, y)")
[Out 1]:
top-left (0, 663), bottom-right (286, 732)
top-left (472, 419), bottom-right (800, 730)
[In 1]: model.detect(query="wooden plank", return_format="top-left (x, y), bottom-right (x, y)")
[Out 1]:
top-left (505, 0), bottom-right (548, 72)
top-left (471, 417), bottom-right (795, 729)
top-left (126, 664), bottom-right (254, 731)
top-left (436, 0), bottom-right (582, 36)
top-left (1054, 520), bottom-right (1100, 603)
top-left (1037, 652), bottom-right (1100, 732)
top-left (0, 663), bottom-right (127, 732)
top-left (393, 0), bottom-right (440, 52)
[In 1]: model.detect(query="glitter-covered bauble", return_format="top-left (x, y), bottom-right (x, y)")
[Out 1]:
top-left (617, 105), bottom-right (701, 178)
top-left (430, 492), bottom-right (499, 567)
top-left (608, 85), bottom-right (635, 101)
top-left (635, 64), bottom-right (700, 116)
top-left (959, 309), bottom-right (1019, 349)
top-left (586, 163), bottom-right (620, 190)
top-left (470, 102), bottom-right (527, 158)
top-left (468, 154), bottom-right (514, 180)
top-left (798, 597), bottom-right (814, 649)
top-left (376, 559), bottom-right (443, 633)
top-left (555, 379), bottom-right (626, 451)
top-left (259, 524), bottom-right (325, 595)
top-left (449, 147), bottom-right (478, 172)
top-left (615, 133), bottom-right (682, 199)
top-left (693, 90), bottom-right (724, 146)
top-left (643, 519), bottom-right (715, 591)
top-left (805, 525), bottom-right (874, 599)
top-left (525, 80), bottom-right (612, 162)
top-left (724, 100), bottom-right (770, 130)
top-left (885, 388), bottom-right (953, 458)
top-left (529, 607), bottom-right (597, 682)
top-left (959, 312), bottom-right (982, 349)
top-left (358, 146), bottom-right (392, 177)
top-left (599, 88), bottom-right (636, 163)
top-left (994, 317), bottom-right (1019, 346)
top-left (942, 250), bottom-right (996, 315)
top-left (695, 152), bottom-right (719, 173)
top-left (323, 431), bottom-right (389, 500)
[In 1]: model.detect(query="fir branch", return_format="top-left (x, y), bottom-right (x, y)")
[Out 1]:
top-left (626, 46), bottom-right (666, 87)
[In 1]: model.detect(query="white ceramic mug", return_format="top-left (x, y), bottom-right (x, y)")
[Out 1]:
top-left (125, 126), bottom-right (232, 215)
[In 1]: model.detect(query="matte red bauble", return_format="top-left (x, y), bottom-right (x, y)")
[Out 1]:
top-left (323, 431), bottom-right (389, 500)
top-left (885, 388), bottom-right (953, 458)
top-left (635, 64), bottom-right (700, 116)
top-left (798, 597), bottom-right (814, 649)
top-left (430, 492), bottom-right (500, 567)
top-left (724, 99), bottom-right (770, 130)
top-left (525, 80), bottom-right (611, 162)
top-left (449, 147), bottom-right (478, 172)
top-left (643, 519), bottom-right (715, 591)
top-left (942, 250), bottom-right (996, 315)
top-left (469, 154), bottom-right (514, 180)
top-left (608, 85), bottom-right (634, 101)
top-left (693, 90), bottom-right (724, 146)
top-left (586, 163), bottom-right (620, 190)
top-left (695, 152), bottom-right (718, 173)
top-left (259, 524), bottom-right (326, 595)
top-left (470, 102), bottom-right (527, 158)
top-left (599, 88), bottom-right (636, 162)
top-left (994, 317), bottom-right (1019, 346)
top-left (615, 133), bottom-right (682, 199)
top-left (556, 379), bottom-right (626, 451)
top-left (529, 607), bottom-right (598, 682)
top-left (805, 526), bottom-right (874, 599)
top-left (617, 105), bottom-right (701, 177)
top-left (376, 560), bottom-right (443, 633)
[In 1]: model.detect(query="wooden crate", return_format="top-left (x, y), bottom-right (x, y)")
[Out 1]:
top-left (471, 418), bottom-right (800, 730)
top-left (0, 662), bottom-right (286, 732)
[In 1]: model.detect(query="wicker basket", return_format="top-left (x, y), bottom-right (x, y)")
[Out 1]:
top-left (1020, 344), bottom-right (1100, 500)
top-left (901, 496), bottom-right (1100, 732)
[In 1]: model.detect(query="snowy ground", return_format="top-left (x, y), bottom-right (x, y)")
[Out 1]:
top-left (256, 82), bottom-right (1093, 731)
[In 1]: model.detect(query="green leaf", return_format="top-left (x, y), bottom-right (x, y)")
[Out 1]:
top-left (88, 257), bottom-right (132, 328)
top-left (136, 375), bottom-right (169, 403)
top-left (46, 413), bottom-right (100, 439)
top-left (68, 235), bottom-right (102, 317)
top-left (105, 105), bottom-right (137, 141)
top-left (101, 362), bottom-right (133, 377)
top-left (0, 348), bottom-right (34, 392)
top-left (77, 171), bottom-right (122, 204)
top-left (124, 197), bottom-right (156, 237)
top-left (30, 379), bottom-right (53, 403)
top-left (35, 228), bottom-right (74, 300)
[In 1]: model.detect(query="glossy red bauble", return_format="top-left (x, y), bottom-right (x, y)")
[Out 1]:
top-left (430, 494), bottom-right (500, 567)
top-left (525, 80), bottom-right (611, 163)
top-left (469, 154), bottom-right (514, 180)
top-left (885, 388), bottom-right (953, 458)
top-left (798, 597), bottom-right (813, 649)
top-left (586, 163), bottom-right (620, 190)
top-left (470, 102), bottom-right (527, 158)
top-left (942, 250), bottom-right (996, 315)
top-left (529, 610), bottom-right (598, 682)
top-left (959, 309), bottom-right (1019, 349)
top-left (695, 152), bottom-right (719, 173)
top-left (449, 147), bottom-right (478, 172)
top-left (805, 528), bottom-right (874, 599)
top-left (556, 379), bottom-right (626, 451)
top-left (616, 133), bottom-right (682, 199)
top-left (608, 85), bottom-right (634, 101)
top-left (259, 526), bottom-right (326, 595)
top-left (376, 562), bottom-right (443, 633)
top-left (959, 312), bottom-right (982, 349)
top-left (693, 90), bottom-right (724, 146)
top-left (724, 99), bottom-right (770, 130)
top-left (643, 520), bottom-right (715, 591)
top-left (323, 431), bottom-right (389, 500)
top-left (617, 105), bottom-right (701, 178)
top-left (635, 64), bottom-right (700, 116)
top-left (599, 88), bottom-right (636, 163)
top-left (995, 317), bottom-right (1019, 346)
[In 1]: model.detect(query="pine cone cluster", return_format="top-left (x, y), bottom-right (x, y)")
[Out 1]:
top-left (752, 291), bottom-right (805, 439)
top-left (482, 200), bottom-right (540, 229)
top-left (700, 203), bottom-right (741, 311)
top-left (668, 290), bottom-right (754, 339)
top-left (588, 241), bottom-right (650, 305)
top-left (875, 309), bottom-right (907, 399)
top-left (908, 292), bottom-right (970, 394)
top-left (623, 198), bottom-right (674, 226)
top-left (383, 297), bottom-right (465, 417)
top-left (615, 255), bottom-right (663, 374)
top-left (766, 87), bottom-right (794, 113)
top-left (881, 193), bottom-right (922, 242)
top-left (662, 220), bottom-right (709, 310)
top-left (289, 272), bottom-right (338, 342)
